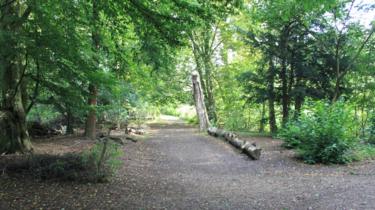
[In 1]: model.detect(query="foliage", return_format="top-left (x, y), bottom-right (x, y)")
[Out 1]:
top-left (177, 105), bottom-right (198, 125)
top-left (0, 0), bottom-right (242, 153)
top-left (351, 144), bottom-right (375, 161)
top-left (159, 104), bottom-right (198, 125)
top-left (160, 105), bottom-right (180, 116)
top-left (183, 115), bottom-right (199, 125)
top-left (367, 113), bottom-right (375, 144)
top-left (279, 101), bottom-right (358, 164)
top-left (27, 104), bottom-right (61, 123)
top-left (0, 0), bottom-right (374, 169)
top-left (278, 122), bottom-right (303, 149)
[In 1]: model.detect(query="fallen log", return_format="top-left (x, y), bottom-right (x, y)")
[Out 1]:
top-left (126, 127), bottom-right (145, 135)
top-left (229, 138), bottom-right (245, 149)
top-left (96, 134), bottom-right (138, 144)
top-left (207, 127), bottom-right (261, 160)
top-left (124, 134), bottom-right (138, 143)
top-left (28, 121), bottom-right (61, 138)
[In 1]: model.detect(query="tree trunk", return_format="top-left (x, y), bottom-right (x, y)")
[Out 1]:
top-left (0, 1), bottom-right (33, 154)
top-left (259, 102), bottom-right (266, 133)
top-left (293, 59), bottom-right (304, 119)
top-left (280, 58), bottom-right (289, 126)
top-left (294, 95), bottom-right (303, 119)
top-left (85, 0), bottom-right (100, 139)
top-left (267, 59), bottom-right (277, 133)
top-left (287, 62), bottom-right (294, 112)
top-left (204, 66), bottom-right (217, 123)
top-left (85, 84), bottom-right (97, 139)
top-left (192, 72), bottom-right (210, 131)
top-left (280, 29), bottom-right (290, 126)
top-left (191, 43), bottom-right (208, 101)
top-left (0, 58), bottom-right (33, 153)
top-left (66, 110), bottom-right (74, 135)
top-left (189, 27), bottom-right (218, 124)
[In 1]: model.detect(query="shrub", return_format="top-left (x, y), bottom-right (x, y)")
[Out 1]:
top-left (351, 144), bottom-right (375, 161)
top-left (279, 100), bottom-right (358, 164)
top-left (278, 122), bottom-right (303, 149)
top-left (367, 113), bottom-right (375, 144)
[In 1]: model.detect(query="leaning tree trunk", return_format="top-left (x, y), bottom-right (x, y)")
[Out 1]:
top-left (0, 1), bottom-right (33, 154)
top-left (203, 58), bottom-right (217, 123)
top-left (192, 72), bottom-right (210, 131)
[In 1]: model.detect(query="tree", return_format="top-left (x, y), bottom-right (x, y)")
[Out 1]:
top-left (0, 1), bottom-right (33, 153)
top-left (0, 0), bottom-right (244, 153)
top-left (189, 23), bottom-right (220, 123)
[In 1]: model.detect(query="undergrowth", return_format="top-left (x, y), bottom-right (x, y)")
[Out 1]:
top-left (279, 101), bottom-right (358, 164)
top-left (3, 142), bottom-right (123, 183)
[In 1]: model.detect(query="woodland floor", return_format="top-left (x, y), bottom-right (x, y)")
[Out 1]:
top-left (1, 116), bottom-right (375, 210)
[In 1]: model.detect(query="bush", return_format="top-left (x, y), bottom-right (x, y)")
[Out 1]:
top-left (351, 144), bottom-right (375, 161)
top-left (4, 142), bottom-right (123, 182)
top-left (367, 113), bottom-right (375, 144)
top-left (279, 122), bottom-right (303, 149)
top-left (279, 100), bottom-right (358, 164)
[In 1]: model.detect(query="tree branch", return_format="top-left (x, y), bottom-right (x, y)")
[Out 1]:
top-left (11, 5), bottom-right (31, 28)
top-left (11, 51), bottom-right (28, 100)
top-left (26, 59), bottom-right (41, 114)
top-left (339, 27), bottom-right (375, 79)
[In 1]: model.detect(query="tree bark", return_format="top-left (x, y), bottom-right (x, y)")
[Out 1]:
top-left (189, 25), bottom-right (218, 124)
top-left (293, 57), bottom-right (304, 118)
top-left (85, 0), bottom-right (100, 139)
top-left (85, 84), bottom-right (97, 139)
top-left (280, 27), bottom-right (290, 126)
top-left (332, 36), bottom-right (341, 101)
top-left (0, 1), bottom-right (33, 154)
top-left (66, 109), bottom-right (74, 135)
top-left (267, 58), bottom-right (277, 133)
top-left (191, 41), bottom-right (208, 100)
top-left (259, 102), bottom-right (266, 133)
top-left (0, 63), bottom-right (33, 153)
top-left (203, 58), bottom-right (217, 123)
top-left (280, 53), bottom-right (289, 126)
top-left (192, 72), bottom-right (210, 131)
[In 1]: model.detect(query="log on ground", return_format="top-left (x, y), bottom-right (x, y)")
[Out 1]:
top-left (207, 127), bottom-right (261, 160)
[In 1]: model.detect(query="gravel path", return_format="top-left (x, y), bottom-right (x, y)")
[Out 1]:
top-left (1, 123), bottom-right (375, 209)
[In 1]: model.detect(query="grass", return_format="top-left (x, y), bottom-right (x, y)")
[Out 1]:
top-left (352, 144), bottom-right (375, 161)
top-left (234, 130), bottom-right (273, 138)
top-left (181, 115), bottom-right (198, 125)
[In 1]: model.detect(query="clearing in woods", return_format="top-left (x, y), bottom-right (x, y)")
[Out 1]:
top-left (1, 118), bottom-right (375, 209)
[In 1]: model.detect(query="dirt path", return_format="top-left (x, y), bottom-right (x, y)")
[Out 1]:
top-left (1, 122), bottom-right (375, 209)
